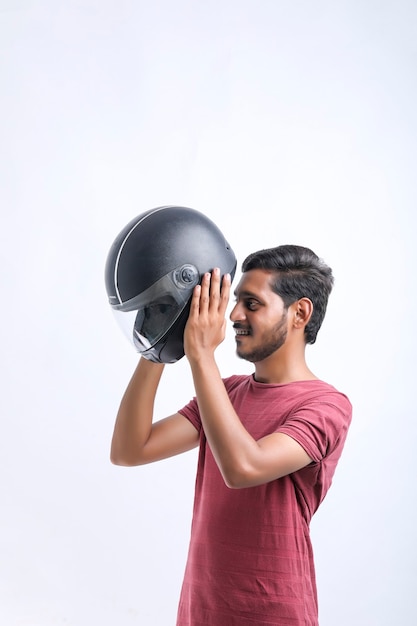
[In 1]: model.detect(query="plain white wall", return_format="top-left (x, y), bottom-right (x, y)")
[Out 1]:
top-left (1, 1), bottom-right (416, 624)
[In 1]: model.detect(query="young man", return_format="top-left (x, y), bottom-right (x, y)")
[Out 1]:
top-left (110, 245), bottom-right (352, 626)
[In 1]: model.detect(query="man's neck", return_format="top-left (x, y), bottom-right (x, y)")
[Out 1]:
top-left (253, 350), bottom-right (317, 385)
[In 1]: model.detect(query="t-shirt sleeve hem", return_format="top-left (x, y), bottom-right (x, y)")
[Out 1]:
top-left (178, 406), bottom-right (201, 433)
top-left (277, 427), bottom-right (323, 463)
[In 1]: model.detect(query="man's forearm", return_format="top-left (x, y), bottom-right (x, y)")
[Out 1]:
top-left (189, 355), bottom-right (260, 487)
top-left (110, 358), bottom-right (165, 465)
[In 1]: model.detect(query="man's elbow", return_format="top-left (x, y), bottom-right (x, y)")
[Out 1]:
top-left (110, 451), bottom-right (130, 466)
top-left (221, 457), bottom-right (284, 489)
top-left (110, 445), bottom-right (141, 467)
top-left (221, 462), bottom-right (259, 489)
top-left (224, 475), bottom-right (247, 489)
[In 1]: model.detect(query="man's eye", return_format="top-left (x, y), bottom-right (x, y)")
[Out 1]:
top-left (245, 300), bottom-right (258, 311)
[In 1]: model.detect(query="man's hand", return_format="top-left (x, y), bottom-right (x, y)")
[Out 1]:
top-left (184, 268), bottom-right (231, 362)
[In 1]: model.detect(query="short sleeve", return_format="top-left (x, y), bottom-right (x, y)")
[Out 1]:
top-left (177, 375), bottom-right (247, 434)
top-left (277, 395), bottom-right (352, 463)
top-left (178, 396), bottom-right (202, 433)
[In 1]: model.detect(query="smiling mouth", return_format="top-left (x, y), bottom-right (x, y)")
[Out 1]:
top-left (234, 328), bottom-right (251, 336)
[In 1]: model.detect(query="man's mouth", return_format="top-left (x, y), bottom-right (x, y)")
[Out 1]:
top-left (233, 326), bottom-right (251, 336)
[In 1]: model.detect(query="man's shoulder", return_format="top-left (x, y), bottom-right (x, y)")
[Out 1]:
top-left (222, 373), bottom-right (252, 391)
top-left (222, 375), bottom-right (352, 413)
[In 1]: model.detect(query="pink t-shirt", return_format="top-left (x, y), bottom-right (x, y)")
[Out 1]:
top-left (176, 375), bottom-right (352, 626)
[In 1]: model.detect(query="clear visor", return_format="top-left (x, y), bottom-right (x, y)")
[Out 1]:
top-left (112, 265), bottom-right (199, 353)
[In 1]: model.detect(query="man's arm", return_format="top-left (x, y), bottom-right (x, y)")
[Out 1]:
top-left (110, 357), bottom-right (199, 466)
top-left (183, 269), bottom-right (312, 489)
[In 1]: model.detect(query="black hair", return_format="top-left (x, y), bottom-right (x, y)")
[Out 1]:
top-left (242, 245), bottom-right (334, 344)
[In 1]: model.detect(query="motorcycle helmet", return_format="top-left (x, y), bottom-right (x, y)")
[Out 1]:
top-left (105, 205), bottom-right (237, 363)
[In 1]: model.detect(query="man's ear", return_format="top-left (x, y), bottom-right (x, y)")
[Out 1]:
top-left (292, 298), bottom-right (313, 329)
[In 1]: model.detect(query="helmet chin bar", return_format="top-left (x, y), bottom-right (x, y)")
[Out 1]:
top-left (140, 304), bottom-right (192, 363)
top-left (112, 266), bottom-right (199, 359)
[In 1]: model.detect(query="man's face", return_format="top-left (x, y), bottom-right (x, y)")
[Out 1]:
top-left (230, 269), bottom-right (289, 363)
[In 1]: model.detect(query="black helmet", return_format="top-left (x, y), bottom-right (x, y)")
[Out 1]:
top-left (105, 206), bottom-right (237, 363)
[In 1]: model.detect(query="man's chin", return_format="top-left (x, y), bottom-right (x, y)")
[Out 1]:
top-left (236, 341), bottom-right (283, 363)
top-left (235, 348), bottom-right (257, 363)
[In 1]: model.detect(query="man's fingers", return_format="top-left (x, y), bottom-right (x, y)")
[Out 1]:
top-left (190, 284), bottom-right (202, 316)
top-left (219, 273), bottom-right (231, 315)
top-left (199, 272), bottom-right (211, 308)
top-left (193, 269), bottom-right (230, 316)
top-left (209, 268), bottom-right (221, 304)
top-left (209, 268), bottom-right (231, 312)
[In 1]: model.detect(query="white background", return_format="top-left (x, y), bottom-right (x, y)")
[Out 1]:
top-left (1, 1), bottom-right (416, 624)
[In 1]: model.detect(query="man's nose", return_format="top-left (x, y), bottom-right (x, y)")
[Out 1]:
top-left (230, 301), bottom-right (245, 323)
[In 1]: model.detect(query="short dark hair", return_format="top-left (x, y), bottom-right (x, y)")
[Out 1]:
top-left (241, 245), bottom-right (334, 344)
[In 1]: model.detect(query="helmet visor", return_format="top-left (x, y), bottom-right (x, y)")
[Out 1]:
top-left (112, 266), bottom-right (199, 353)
